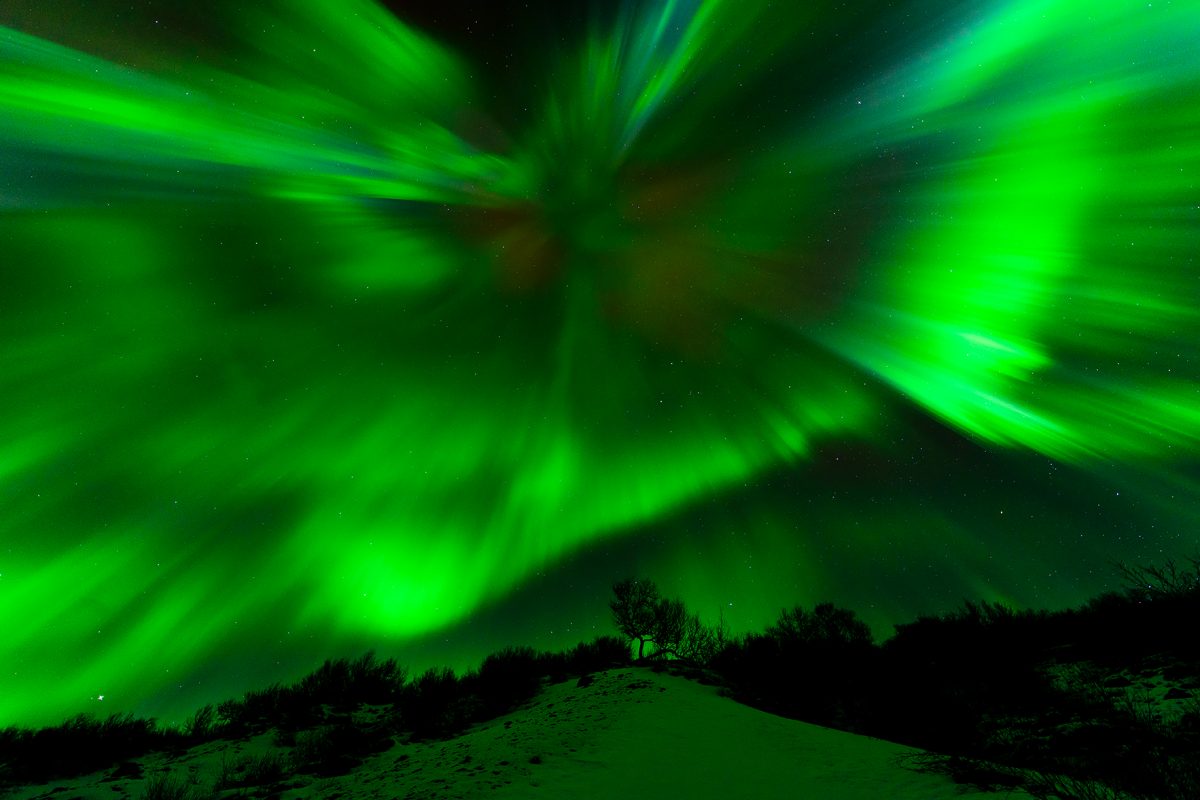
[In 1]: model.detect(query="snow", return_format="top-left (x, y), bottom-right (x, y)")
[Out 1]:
top-left (8, 667), bottom-right (1031, 799)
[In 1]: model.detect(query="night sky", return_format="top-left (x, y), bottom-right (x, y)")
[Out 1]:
top-left (1, 0), bottom-right (1198, 728)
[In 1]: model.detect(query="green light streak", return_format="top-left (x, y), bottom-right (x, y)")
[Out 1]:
top-left (809, 0), bottom-right (1200, 460)
top-left (0, 0), bottom-right (1197, 727)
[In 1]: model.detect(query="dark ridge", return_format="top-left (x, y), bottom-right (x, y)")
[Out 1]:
top-left (2, 556), bottom-right (1197, 800)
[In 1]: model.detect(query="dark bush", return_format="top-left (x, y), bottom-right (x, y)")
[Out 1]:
top-left (568, 635), bottom-right (633, 672)
top-left (711, 604), bottom-right (877, 731)
top-left (217, 682), bottom-right (316, 735)
top-left (0, 713), bottom-right (179, 785)
top-left (540, 635), bottom-right (632, 682)
top-left (291, 727), bottom-right (343, 776)
top-left (401, 668), bottom-right (476, 739)
top-left (477, 646), bottom-right (542, 717)
top-left (141, 770), bottom-right (213, 800)
top-left (871, 603), bottom-right (1066, 754)
top-left (768, 602), bottom-right (873, 649)
top-left (184, 704), bottom-right (217, 741)
top-left (297, 651), bottom-right (406, 708)
top-left (215, 751), bottom-right (288, 789)
top-left (215, 652), bottom-right (406, 737)
top-left (289, 719), bottom-right (393, 777)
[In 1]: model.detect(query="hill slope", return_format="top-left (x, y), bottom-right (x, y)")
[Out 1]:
top-left (11, 668), bottom-right (1030, 800)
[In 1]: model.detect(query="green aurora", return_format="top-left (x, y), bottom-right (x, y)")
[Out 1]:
top-left (1, 0), bottom-right (1198, 726)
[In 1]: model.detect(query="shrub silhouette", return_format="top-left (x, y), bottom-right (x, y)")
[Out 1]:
top-left (4, 642), bottom-right (572, 786)
top-left (296, 651), bottom-right (405, 708)
top-left (290, 726), bottom-right (354, 776)
top-left (183, 704), bottom-right (217, 741)
top-left (289, 721), bottom-right (391, 777)
top-left (217, 682), bottom-right (318, 735)
top-left (5, 556), bottom-right (1198, 798)
top-left (476, 646), bottom-right (542, 716)
top-left (711, 603), bottom-right (877, 730)
top-left (215, 751), bottom-right (287, 789)
top-left (402, 667), bottom-right (475, 739)
top-left (870, 601), bottom-right (1064, 754)
top-left (212, 653), bottom-right (405, 738)
top-left (768, 602), bottom-right (872, 648)
top-left (541, 635), bottom-right (632, 681)
top-left (0, 713), bottom-right (178, 785)
top-left (141, 770), bottom-right (214, 800)
top-left (566, 635), bottom-right (632, 672)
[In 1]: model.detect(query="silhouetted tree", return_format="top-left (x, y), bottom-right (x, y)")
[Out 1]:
top-left (651, 597), bottom-right (687, 658)
top-left (677, 611), bottom-right (719, 664)
top-left (1116, 556), bottom-right (1200, 602)
top-left (610, 578), bottom-right (661, 659)
top-left (611, 579), bottom-right (728, 663)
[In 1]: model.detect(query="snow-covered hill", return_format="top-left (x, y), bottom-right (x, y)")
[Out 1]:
top-left (11, 668), bottom-right (1031, 799)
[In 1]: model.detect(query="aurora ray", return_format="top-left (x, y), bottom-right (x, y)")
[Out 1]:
top-left (0, 0), bottom-right (1197, 726)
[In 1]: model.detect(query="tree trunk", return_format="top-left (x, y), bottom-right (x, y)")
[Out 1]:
top-left (637, 638), bottom-right (645, 660)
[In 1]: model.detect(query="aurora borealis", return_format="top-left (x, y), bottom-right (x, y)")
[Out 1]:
top-left (1, 0), bottom-right (1198, 727)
